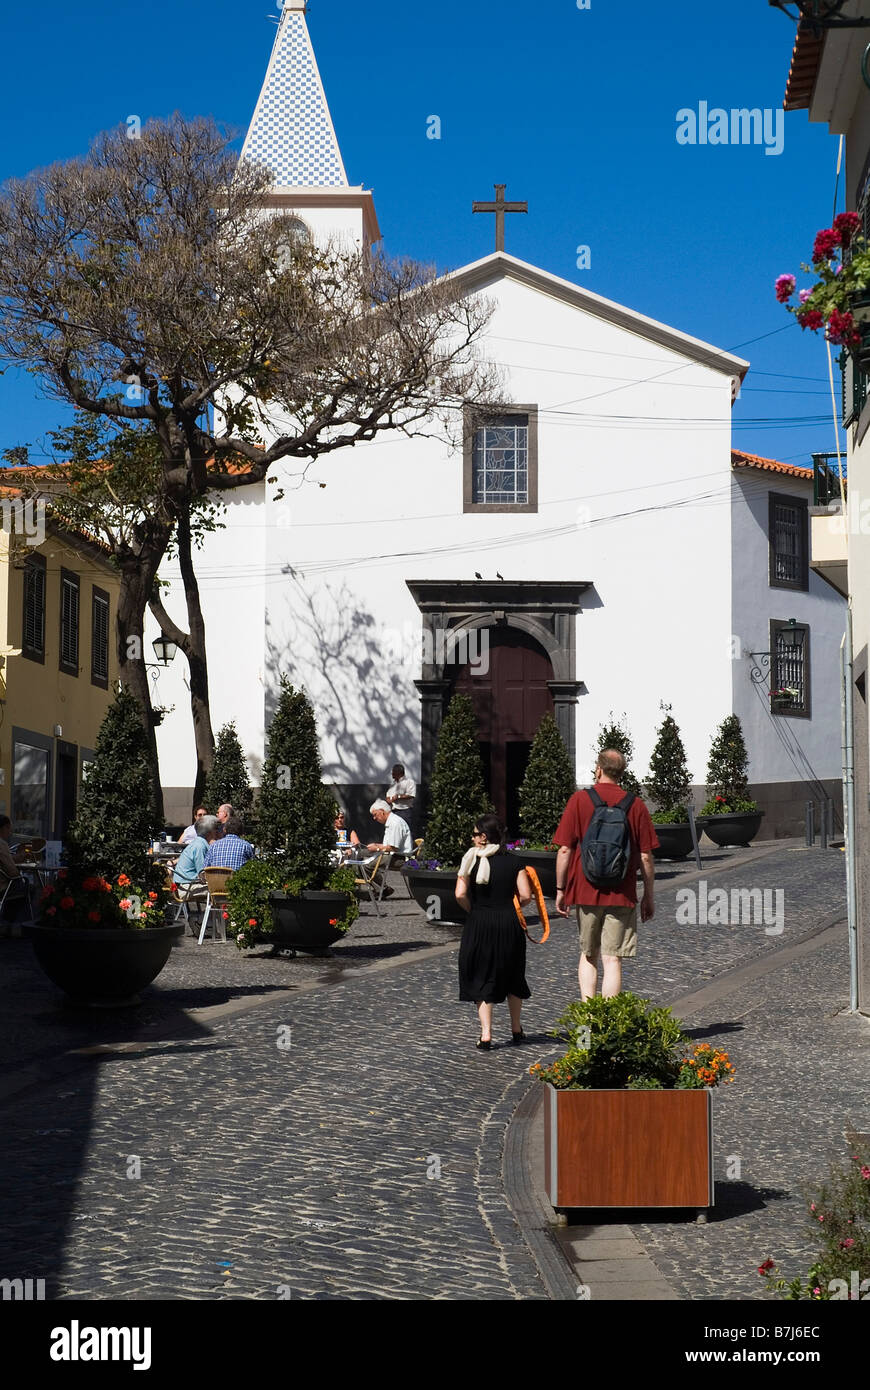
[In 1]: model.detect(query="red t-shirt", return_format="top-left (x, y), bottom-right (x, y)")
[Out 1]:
top-left (553, 784), bottom-right (659, 908)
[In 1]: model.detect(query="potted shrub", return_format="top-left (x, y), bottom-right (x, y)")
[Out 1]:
top-left (645, 704), bottom-right (696, 859)
top-left (403, 692), bottom-right (492, 925)
top-left (248, 679), bottom-right (354, 953)
top-left (226, 858), bottom-right (358, 956)
top-left (203, 721), bottom-right (254, 824)
top-left (28, 689), bottom-right (178, 1006)
top-left (775, 212), bottom-right (870, 369)
top-left (511, 712), bottom-right (576, 896)
top-left (530, 992), bottom-right (734, 1213)
top-left (699, 714), bottom-right (764, 848)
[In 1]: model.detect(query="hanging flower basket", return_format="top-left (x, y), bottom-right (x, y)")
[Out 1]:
top-left (775, 212), bottom-right (870, 363)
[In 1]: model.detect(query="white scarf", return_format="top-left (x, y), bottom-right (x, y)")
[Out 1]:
top-left (459, 842), bottom-right (500, 885)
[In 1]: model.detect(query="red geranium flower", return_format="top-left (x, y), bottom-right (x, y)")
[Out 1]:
top-left (812, 227), bottom-right (840, 262)
top-left (117, 874), bottom-right (131, 887)
top-left (757, 1258), bottom-right (775, 1275)
top-left (45, 906), bottom-right (57, 916)
top-left (248, 918), bottom-right (258, 926)
top-left (834, 211), bottom-right (861, 246)
top-left (87, 910), bottom-right (101, 922)
top-left (59, 896), bottom-right (75, 910)
top-left (147, 892), bottom-right (158, 901)
top-left (81, 876), bottom-right (99, 892)
top-left (797, 308), bottom-right (824, 332)
top-left (329, 918), bottom-right (339, 926)
top-left (57, 869), bottom-right (67, 880)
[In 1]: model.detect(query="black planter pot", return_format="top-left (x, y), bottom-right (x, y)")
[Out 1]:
top-left (651, 823), bottom-right (696, 860)
top-left (701, 811), bottom-right (764, 849)
top-left (402, 868), bottom-right (467, 926)
top-left (26, 921), bottom-right (184, 1006)
top-left (267, 890), bottom-right (351, 955)
top-left (509, 849), bottom-right (557, 898)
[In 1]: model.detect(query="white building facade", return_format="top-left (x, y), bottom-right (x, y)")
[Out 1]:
top-left (148, 1), bottom-right (846, 837)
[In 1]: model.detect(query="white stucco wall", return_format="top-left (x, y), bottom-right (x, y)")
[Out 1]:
top-left (730, 468), bottom-right (846, 789)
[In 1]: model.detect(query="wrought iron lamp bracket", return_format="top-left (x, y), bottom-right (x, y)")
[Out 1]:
top-left (748, 651), bottom-right (772, 686)
top-left (769, 1), bottom-right (870, 31)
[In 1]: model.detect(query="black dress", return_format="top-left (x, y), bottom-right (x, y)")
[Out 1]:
top-left (458, 853), bottom-right (531, 1003)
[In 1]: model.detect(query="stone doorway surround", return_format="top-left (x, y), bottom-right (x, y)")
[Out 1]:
top-left (407, 580), bottom-right (589, 821)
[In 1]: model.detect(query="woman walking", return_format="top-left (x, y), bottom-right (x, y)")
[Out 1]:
top-left (456, 814), bottom-right (533, 1049)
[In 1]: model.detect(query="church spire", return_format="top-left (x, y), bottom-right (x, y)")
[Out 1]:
top-left (241, 0), bottom-right (349, 188)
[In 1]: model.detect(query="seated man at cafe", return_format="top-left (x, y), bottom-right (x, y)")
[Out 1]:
top-left (367, 799), bottom-right (413, 858)
top-left (203, 814), bottom-right (255, 871)
top-left (174, 815), bottom-right (221, 897)
top-left (0, 816), bottom-right (27, 921)
top-left (178, 806), bottom-right (209, 847)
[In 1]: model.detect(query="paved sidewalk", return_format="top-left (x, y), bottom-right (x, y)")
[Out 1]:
top-left (0, 840), bottom-right (860, 1300)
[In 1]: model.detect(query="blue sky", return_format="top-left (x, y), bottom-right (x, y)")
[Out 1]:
top-left (0, 0), bottom-right (846, 466)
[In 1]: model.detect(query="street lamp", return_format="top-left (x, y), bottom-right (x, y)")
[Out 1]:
top-left (769, 1), bottom-right (870, 30)
top-left (152, 635), bottom-right (177, 667)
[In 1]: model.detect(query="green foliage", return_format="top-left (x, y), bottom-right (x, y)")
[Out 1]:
top-left (759, 1144), bottom-right (870, 1300)
top-left (530, 993), bottom-right (738, 1092)
top-left (593, 713), bottom-right (642, 796)
top-left (254, 680), bottom-right (336, 889)
top-left (646, 704), bottom-right (691, 821)
top-left (424, 692), bottom-right (492, 867)
top-left (64, 688), bottom-right (160, 884)
top-left (519, 713), bottom-right (576, 843)
top-left (203, 722), bottom-right (253, 820)
top-left (226, 857), bottom-right (358, 951)
top-left (703, 715), bottom-right (757, 814)
top-left (325, 866), bottom-right (360, 934)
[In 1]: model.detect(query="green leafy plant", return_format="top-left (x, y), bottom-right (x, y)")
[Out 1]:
top-left (529, 993), bottom-right (735, 1091)
top-left (64, 687), bottom-right (162, 888)
top-left (593, 713), bottom-right (642, 796)
top-left (226, 858), bottom-right (358, 951)
top-left (518, 713), bottom-right (576, 845)
top-left (758, 1144), bottom-right (870, 1300)
top-left (254, 680), bottom-right (336, 888)
top-left (646, 703), bottom-right (691, 823)
top-left (700, 714), bottom-right (758, 816)
top-left (38, 869), bottom-right (168, 930)
top-left (203, 722), bottom-right (253, 821)
top-left (424, 692), bottom-right (492, 869)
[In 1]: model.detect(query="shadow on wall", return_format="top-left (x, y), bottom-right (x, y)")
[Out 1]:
top-left (265, 570), bottom-right (419, 794)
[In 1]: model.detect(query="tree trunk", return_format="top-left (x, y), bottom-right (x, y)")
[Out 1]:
top-left (176, 510), bottom-right (215, 807)
top-left (117, 536), bottom-right (172, 829)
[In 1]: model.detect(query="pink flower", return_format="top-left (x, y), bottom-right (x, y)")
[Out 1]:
top-left (861, 1166), bottom-right (870, 1179)
top-left (118, 898), bottom-right (131, 911)
top-left (799, 289), bottom-right (812, 304)
top-left (810, 1203), bottom-right (816, 1211)
top-left (775, 274), bottom-right (796, 303)
top-left (840, 1238), bottom-right (855, 1249)
top-left (813, 227), bottom-right (841, 262)
top-left (813, 1286), bottom-right (821, 1296)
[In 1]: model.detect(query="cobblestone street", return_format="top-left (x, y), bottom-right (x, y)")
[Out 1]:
top-left (0, 841), bottom-right (864, 1301)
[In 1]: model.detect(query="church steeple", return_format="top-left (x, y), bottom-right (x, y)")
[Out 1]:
top-left (241, 1), bottom-right (380, 247)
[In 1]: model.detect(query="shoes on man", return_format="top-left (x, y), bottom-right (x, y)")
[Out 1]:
top-left (381, 886), bottom-right (395, 899)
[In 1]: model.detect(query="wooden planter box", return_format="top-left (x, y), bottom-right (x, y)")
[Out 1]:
top-left (544, 1085), bottom-right (713, 1211)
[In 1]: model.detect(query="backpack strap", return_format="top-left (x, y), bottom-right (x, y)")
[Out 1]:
top-left (619, 792), bottom-right (636, 814)
top-left (586, 787), bottom-right (604, 810)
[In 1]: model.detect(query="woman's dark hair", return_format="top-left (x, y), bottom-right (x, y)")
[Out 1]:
top-left (475, 813), bottom-right (506, 852)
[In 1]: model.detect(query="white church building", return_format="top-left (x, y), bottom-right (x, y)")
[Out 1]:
top-left (149, 0), bottom-right (846, 838)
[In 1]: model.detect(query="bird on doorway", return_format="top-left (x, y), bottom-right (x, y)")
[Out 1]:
top-left (474, 572), bottom-right (483, 580)
top-left (496, 572), bottom-right (504, 580)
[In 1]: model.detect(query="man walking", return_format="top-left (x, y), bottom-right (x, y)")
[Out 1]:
top-left (553, 749), bottom-right (658, 998)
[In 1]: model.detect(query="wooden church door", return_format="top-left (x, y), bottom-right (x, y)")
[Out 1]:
top-left (452, 628), bottom-right (554, 833)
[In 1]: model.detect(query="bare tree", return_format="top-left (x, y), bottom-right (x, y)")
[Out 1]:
top-left (0, 115), bottom-right (496, 816)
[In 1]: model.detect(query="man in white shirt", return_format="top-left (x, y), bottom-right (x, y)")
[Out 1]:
top-left (178, 806), bottom-right (208, 846)
top-left (367, 800), bottom-right (413, 857)
top-left (385, 764), bottom-right (416, 829)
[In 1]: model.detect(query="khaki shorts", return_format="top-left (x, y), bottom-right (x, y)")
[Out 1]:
top-left (576, 905), bottom-right (638, 958)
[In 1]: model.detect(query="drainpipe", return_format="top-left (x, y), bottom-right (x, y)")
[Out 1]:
top-left (841, 609), bottom-right (859, 1013)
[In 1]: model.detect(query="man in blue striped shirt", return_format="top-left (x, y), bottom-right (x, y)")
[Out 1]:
top-left (203, 815), bottom-right (255, 871)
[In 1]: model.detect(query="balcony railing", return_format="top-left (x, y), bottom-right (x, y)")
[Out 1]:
top-left (812, 452), bottom-right (847, 508)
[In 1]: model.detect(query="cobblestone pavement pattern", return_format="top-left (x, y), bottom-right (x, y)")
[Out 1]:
top-left (0, 842), bottom-right (859, 1299)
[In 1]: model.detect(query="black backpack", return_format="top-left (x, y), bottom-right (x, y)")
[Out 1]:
top-left (580, 788), bottom-right (636, 889)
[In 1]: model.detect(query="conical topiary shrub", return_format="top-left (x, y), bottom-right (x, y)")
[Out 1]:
top-left (593, 713), bottom-right (642, 797)
top-left (65, 687), bottom-right (159, 884)
top-left (646, 704), bottom-right (691, 823)
top-left (424, 692), bottom-right (492, 867)
top-left (701, 715), bottom-right (758, 815)
top-left (255, 679), bottom-right (336, 888)
top-left (519, 712), bottom-right (576, 845)
top-left (203, 722), bottom-right (253, 821)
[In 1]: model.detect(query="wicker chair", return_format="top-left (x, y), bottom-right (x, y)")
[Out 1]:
top-left (198, 867), bottom-right (234, 944)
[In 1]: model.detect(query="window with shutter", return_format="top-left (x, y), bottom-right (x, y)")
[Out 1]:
top-left (59, 570), bottom-right (80, 675)
top-left (91, 588), bottom-right (109, 688)
top-left (771, 621), bottom-right (811, 719)
top-left (768, 492), bottom-right (808, 592)
top-left (22, 554), bottom-right (46, 663)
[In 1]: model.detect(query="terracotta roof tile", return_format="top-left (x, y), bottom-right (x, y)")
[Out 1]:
top-left (784, 23), bottom-right (825, 112)
top-left (731, 448), bottom-right (813, 479)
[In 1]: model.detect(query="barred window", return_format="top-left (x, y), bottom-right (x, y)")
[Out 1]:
top-left (22, 554), bottom-right (46, 662)
top-left (91, 587), bottom-right (109, 687)
top-left (769, 492), bottom-right (808, 591)
top-left (771, 621), bottom-right (810, 718)
top-left (59, 570), bottom-right (80, 675)
top-left (464, 407), bottom-right (538, 512)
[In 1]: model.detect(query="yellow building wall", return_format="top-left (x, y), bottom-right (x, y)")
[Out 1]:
top-left (0, 524), bottom-right (121, 839)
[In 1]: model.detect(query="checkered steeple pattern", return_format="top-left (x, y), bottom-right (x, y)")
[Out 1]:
top-left (241, 9), bottom-right (347, 188)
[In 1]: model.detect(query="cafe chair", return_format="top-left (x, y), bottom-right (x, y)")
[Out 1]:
top-left (198, 867), bottom-right (234, 944)
top-left (17, 838), bottom-right (47, 862)
top-left (353, 852), bottom-right (387, 917)
top-left (0, 875), bottom-right (33, 924)
top-left (162, 867), bottom-right (202, 935)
